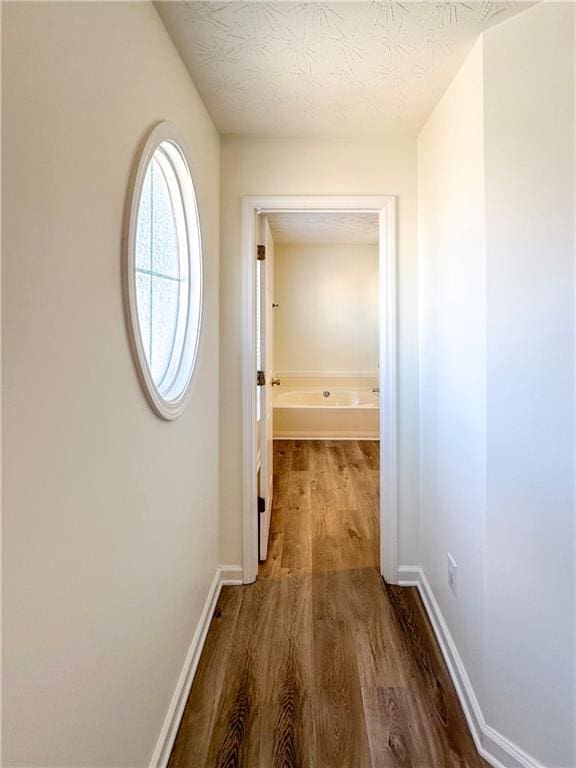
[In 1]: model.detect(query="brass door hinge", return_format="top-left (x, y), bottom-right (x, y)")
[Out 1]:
top-left (257, 244), bottom-right (266, 260)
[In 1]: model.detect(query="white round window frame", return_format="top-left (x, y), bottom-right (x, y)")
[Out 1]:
top-left (124, 122), bottom-right (204, 421)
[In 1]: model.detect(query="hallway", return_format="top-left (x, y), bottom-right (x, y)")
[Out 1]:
top-left (168, 441), bottom-right (487, 768)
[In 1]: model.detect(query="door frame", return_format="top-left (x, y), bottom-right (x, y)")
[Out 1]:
top-left (241, 195), bottom-right (398, 584)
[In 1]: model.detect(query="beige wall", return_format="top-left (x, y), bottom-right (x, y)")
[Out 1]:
top-left (220, 136), bottom-right (419, 567)
top-left (2, 3), bottom-right (220, 766)
top-left (274, 243), bottom-right (379, 375)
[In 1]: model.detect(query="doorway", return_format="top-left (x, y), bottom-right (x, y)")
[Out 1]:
top-left (242, 196), bottom-right (398, 584)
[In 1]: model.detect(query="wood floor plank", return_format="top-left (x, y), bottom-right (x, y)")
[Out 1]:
top-left (358, 440), bottom-right (380, 470)
top-left (203, 580), bottom-right (278, 767)
top-left (259, 528), bottom-right (284, 580)
top-left (259, 574), bottom-right (315, 767)
top-left (362, 684), bottom-right (442, 768)
top-left (168, 587), bottom-right (243, 768)
top-left (281, 471), bottom-right (312, 573)
top-left (385, 584), bottom-right (488, 768)
top-left (312, 570), bottom-right (372, 768)
top-left (291, 440), bottom-right (309, 471)
top-left (168, 440), bottom-right (489, 768)
top-left (344, 568), bottom-right (407, 689)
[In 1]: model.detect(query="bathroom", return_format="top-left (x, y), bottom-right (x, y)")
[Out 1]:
top-left (263, 211), bottom-right (380, 442)
top-left (256, 209), bottom-right (382, 563)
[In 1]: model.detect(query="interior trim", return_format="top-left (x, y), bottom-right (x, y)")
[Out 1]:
top-left (122, 121), bottom-right (205, 421)
top-left (397, 566), bottom-right (544, 768)
top-left (241, 194), bottom-right (398, 585)
top-left (148, 564), bottom-right (243, 768)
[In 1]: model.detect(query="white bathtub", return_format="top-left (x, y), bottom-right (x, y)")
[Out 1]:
top-left (275, 388), bottom-right (378, 408)
top-left (273, 382), bottom-right (380, 439)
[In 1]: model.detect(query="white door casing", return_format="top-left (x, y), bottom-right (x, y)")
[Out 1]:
top-left (242, 195), bottom-right (398, 585)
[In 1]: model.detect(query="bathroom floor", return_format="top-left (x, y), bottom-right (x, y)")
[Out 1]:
top-left (168, 440), bottom-right (487, 768)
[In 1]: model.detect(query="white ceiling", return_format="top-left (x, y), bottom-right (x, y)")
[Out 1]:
top-left (266, 211), bottom-right (379, 244)
top-left (156, 1), bottom-right (533, 138)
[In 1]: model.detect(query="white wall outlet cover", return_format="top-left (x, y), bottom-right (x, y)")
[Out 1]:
top-left (447, 553), bottom-right (458, 596)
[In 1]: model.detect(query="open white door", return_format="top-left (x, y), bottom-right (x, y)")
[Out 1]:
top-left (257, 216), bottom-right (274, 561)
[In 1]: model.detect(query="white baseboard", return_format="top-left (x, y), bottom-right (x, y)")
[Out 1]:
top-left (218, 564), bottom-right (244, 585)
top-left (274, 433), bottom-right (380, 441)
top-left (149, 564), bottom-right (243, 768)
top-left (397, 565), bottom-right (544, 768)
top-left (396, 565), bottom-right (420, 586)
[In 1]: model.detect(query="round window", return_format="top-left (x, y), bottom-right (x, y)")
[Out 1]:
top-left (124, 123), bottom-right (202, 419)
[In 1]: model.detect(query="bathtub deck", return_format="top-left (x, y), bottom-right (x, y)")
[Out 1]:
top-left (273, 404), bottom-right (380, 441)
top-left (168, 440), bottom-right (488, 768)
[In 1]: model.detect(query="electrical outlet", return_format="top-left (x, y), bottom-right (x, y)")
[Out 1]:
top-left (447, 553), bottom-right (457, 597)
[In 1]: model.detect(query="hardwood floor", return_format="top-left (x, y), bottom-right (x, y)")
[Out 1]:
top-left (168, 440), bottom-right (488, 768)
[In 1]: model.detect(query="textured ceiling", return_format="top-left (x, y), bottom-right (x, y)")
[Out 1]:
top-left (156, 1), bottom-right (533, 138)
top-left (267, 212), bottom-right (379, 244)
